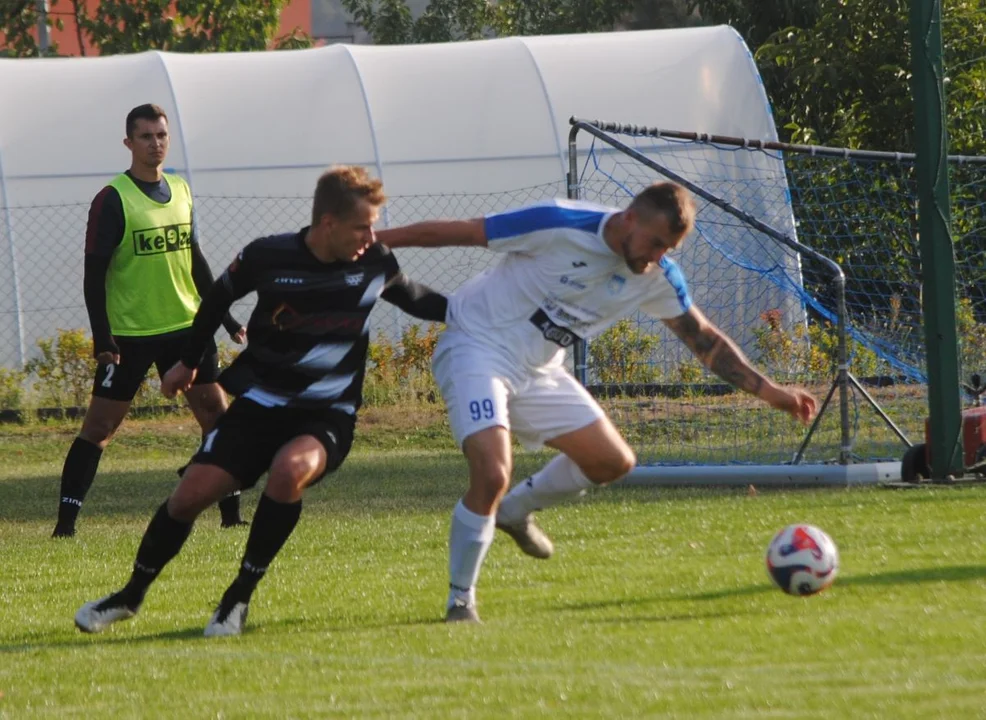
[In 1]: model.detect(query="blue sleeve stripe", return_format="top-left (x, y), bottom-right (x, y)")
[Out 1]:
top-left (659, 256), bottom-right (693, 312)
top-left (485, 203), bottom-right (606, 242)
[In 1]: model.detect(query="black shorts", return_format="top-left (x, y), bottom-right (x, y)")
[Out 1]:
top-left (189, 397), bottom-right (355, 490)
top-left (92, 330), bottom-right (220, 401)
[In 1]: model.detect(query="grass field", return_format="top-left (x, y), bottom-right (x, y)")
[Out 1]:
top-left (2, 411), bottom-right (986, 718)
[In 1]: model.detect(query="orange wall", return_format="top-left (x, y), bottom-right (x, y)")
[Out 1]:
top-left (36, 0), bottom-right (311, 57)
top-left (278, 0), bottom-right (313, 42)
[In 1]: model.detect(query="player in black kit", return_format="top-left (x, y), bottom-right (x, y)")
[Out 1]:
top-left (74, 166), bottom-right (448, 637)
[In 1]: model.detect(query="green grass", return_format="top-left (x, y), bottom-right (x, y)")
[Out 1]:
top-left (2, 416), bottom-right (986, 718)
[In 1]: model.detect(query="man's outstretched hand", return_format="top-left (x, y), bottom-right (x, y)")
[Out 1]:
top-left (763, 385), bottom-right (818, 425)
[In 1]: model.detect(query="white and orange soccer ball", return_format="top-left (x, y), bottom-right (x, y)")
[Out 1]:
top-left (765, 524), bottom-right (839, 596)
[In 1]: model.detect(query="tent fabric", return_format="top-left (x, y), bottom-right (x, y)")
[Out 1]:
top-left (0, 26), bottom-right (789, 369)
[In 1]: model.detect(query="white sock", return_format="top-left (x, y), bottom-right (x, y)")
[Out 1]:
top-left (447, 500), bottom-right (495, 609)
top-left (496, 454), bottom-right (595, 525)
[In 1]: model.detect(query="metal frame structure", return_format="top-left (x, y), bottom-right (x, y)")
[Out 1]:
top-left (567, 118), bottom-right (913, 486)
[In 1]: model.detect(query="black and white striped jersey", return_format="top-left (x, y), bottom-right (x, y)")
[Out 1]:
top-left (180, 227), bottom-right (446, 413)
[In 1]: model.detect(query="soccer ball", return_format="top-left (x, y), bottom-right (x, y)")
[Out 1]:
top-left (765, 524), bottom-right (839, 596)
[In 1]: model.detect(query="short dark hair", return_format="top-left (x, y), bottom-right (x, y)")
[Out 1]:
top-left (312, 166), bottom-right (386, 225)
top-left (630, 182), bottom-right (696, 243)
top-left (126, 104), bottom-right (168, 138)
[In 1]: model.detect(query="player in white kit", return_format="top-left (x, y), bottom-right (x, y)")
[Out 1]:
top-left (379, 182), bottom-right (817, 622)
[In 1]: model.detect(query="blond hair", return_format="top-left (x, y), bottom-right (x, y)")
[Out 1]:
top-left (311, 166), bottom-right (385, 225)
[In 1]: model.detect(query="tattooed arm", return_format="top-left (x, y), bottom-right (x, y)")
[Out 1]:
top-left (663, 306), bottom-right (818, 424)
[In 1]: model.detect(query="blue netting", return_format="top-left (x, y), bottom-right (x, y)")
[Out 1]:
top-left (574, 128), bottom-right (986, 466)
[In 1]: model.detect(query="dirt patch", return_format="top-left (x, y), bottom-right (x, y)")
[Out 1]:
top-left (356, 404), bottom-right (447, 433)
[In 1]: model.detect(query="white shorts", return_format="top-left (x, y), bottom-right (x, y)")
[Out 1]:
top-left (432, 330), bottom-right (606, 449)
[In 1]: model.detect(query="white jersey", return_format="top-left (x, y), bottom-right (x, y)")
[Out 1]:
top-left (446, 199), bottom-right (693, 370)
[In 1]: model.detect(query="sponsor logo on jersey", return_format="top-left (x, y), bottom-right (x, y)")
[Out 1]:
top-left (270, 302), bottom-right (366, 334)
top-left (543, 297), bottom-right (582, 326)
top-left (607, 274), bottom-right (626, 296)
top-left (132, 223), bottom-right (193, 256)
top-left (529, 308), bottom-right (583, 348)
top-left (274, 277), bottom-right (305, 285)
top-left (345, 272), bottom-right (364, 287)
top-left (559, 275), bottom-right (587, 290)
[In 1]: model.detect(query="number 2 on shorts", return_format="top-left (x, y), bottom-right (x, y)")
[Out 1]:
top-left (100, 364), bottom-right (116, 388)
top-left (469, 398), bottom-right (495, 421)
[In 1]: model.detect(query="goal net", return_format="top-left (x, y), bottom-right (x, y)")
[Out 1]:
top-left (568, 119), bottom-right (986, 485)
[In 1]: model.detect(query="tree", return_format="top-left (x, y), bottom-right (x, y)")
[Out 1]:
top-left (491, 0), bottom-right (635, 36)
top-left (340, 0), bottom-right (636, 45)
top-left (0, 0), bottom-right (62, 56)
top-left (755, 0), bottom-right (985, 154)
top-left (626, 0), bottom-right (702, 31)
top-left (414, 0), bottom-right (488, 42)
top-left (337, 0), bottom-right (413, 44)
top-left (0, 0), bottom-right (312, 57)
top-left (79, 0), bottom-right (310, 54)
top-left (688, 0), bottom-right (820, 49)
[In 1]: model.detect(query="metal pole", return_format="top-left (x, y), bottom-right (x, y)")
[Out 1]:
top-left (36, 0), bottom-right (50, 56)
top-left (578, 120), bottom-right (986, 165)
top-left (568, 125), bottom-right (588, 385)
top-left (834, 274), bottom-right (852, 464)
top-left (909, 0), bottom-right (963, 478)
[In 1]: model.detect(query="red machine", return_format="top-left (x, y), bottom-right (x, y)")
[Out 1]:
top-left (901, 400), bottom-right (986, 483)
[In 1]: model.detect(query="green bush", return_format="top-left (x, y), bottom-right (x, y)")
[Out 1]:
top-left (364, 323), bottom-right (441, 406)
top-left (0, 367), bottom-right (26, 410)
top-left (216, 340), bottom-right (241, 371)
top-left (588, 319), bottom-right (662, 385)
top-left (24, 329), bottom-right (96, 408)
top-left (956, 297), bottom-right (986, 379)
top-left (675, 359), bottom-right (705, 385)
top-left (753, 309), bottom-right (882, 381)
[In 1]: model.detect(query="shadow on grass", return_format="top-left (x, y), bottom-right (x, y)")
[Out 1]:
top-left (569, 606), bottom-right (761, 625)
top-left (681, 564), bottom-right (986, 602)
top-left (5, 447), bottom-right (898, 526)
top-left (0, 625), bottom-right (207, 654)
top-left (553, 564), bottom-right (986, 614)
top-left (0, 453), bottom-right (477, 523)
top-left (839, 564), bottom-right (986, 587)
top-left (0, 613), bottom-right (442, 654)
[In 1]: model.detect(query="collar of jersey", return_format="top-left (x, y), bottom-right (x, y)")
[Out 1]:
top-left (598, 210), bottom-right (621, 258)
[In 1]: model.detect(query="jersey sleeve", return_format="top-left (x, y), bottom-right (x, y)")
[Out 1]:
top-left (189, 207), bottom-right (199, 246)
top-left (84, 186), bottom-right (125, 257)
top-left (179, 241), bottom-right (258, 368)
top-left (639, 257), bottom-right (694, 320)
top-left (484, 199), bottom-right (612, 254)
top-left (379, 243), bottom-right (401, 280)
top-left (220, 241), bottom-right (263, 300)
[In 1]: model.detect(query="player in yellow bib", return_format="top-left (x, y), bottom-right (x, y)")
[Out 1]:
top-left (52, 104), bottom-right (247, 538)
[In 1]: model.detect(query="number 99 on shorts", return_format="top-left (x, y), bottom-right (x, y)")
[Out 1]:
top-left (469, 398), bottom-right (495, 422)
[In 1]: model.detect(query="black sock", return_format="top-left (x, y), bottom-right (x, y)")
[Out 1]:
top-left (54, 438), bottom-right (103, 534)
top-left (217, 491), bottom-right (244, 527)
top-left (116, 502), bottom-right (194, 609)
top-left (222, 494), bottom-right (302, 606)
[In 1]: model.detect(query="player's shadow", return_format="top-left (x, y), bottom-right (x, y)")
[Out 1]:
top-left (681, 564), bottom-right (986, 601)
top-left (554, 564), bottom-right (986, 611)
top-left (0, 452), bottom-right (474, 523)
top-left (565, 605), bottom-right (762, 625)
top-left (0, 626), bottom-right (206, 654)
top-left (0, 469), bottom-right (180, 522)
top-left (0, 613), bottom-right (443, 655)
top-left (838, 564), bottom-right (986, 587)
